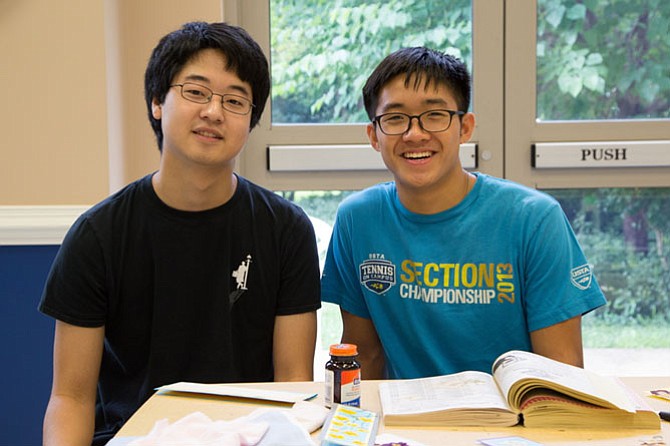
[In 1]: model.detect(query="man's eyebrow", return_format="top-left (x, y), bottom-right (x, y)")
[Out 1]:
top-left (424, 98), bottom-right (449, 106)
top-left (183, 74), bottom-right (209, 83)
top-left (379, 97), bottom-right (450, 113)
top-left (182, 74), bottom-right (251, 97)
top-left (379, 102), bottom-right (404, 113)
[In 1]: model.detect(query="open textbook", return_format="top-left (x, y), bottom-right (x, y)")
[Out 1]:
top-left (378, 350), bottom-right (660, 429)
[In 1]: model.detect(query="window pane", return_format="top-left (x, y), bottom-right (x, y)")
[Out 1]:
top-left (546, 187), bottom-right (670, 349)
top-left (537, 0), bottom-right (670, 120)
top-left (270, 0), bottom-right (472, 124)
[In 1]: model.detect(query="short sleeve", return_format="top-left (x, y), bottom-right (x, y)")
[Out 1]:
top-left (321, 207), bottom-right (372, 319)
top-left (522, 202), bottom-right (606, 332)
top-left (275, 208), bottom-right (322, 315)
top-left (38, 215), bottom-right (108, 327)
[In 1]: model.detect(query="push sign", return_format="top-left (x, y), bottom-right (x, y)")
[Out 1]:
top-left (532, 140), bottom-right (670, 169)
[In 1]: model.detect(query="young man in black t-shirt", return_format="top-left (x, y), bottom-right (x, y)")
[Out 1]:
top-left (39, 22), bottom-right (321, 446)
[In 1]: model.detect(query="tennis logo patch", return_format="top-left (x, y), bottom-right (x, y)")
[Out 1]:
top-left (359, 258), bottom-right (396, 295)
top-left (570, 264), bottom-right (593, 290)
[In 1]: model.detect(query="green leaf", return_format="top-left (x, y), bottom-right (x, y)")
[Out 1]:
top-left (545, 4), bottom-right (566, 29)
top-left (558, 73), bottom-right (583, 97)
top-left (585, 52), bottom-right (603, 66)
top-left (583, 68), bottom-right (605, 93)
top-left (566, 4), bottom-right (586, 20)
top-left (564, 30), bottom-right (578, 46)
top-left (640, 80), bottom-right (660, 105)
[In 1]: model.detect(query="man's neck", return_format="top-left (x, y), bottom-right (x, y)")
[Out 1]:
top-left (397, 171), bottom-right (473, 215)
top-left (151, 167), bottom-right (238, 212)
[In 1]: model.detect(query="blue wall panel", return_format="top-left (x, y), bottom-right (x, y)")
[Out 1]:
top-left (0, 245), bottom-right (59, 446)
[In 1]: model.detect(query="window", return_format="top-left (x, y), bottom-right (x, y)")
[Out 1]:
top-left (537, 0), bottom-right (670, 121)
top-left (522, 1), bottom-right (670, 364)
top-left (270, 0), bottom-right (472, 124)
top-left (548, 187), bottom-right (670, 355)
top-left (506, 0), bottom-right (669, 188)
top-left (236, 0), bottom-right (504, 189)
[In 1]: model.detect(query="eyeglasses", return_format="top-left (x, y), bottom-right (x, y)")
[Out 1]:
top-left (170, 82), bottom-right (254, 115)
top-left (373, 109), bottom-right (465, 135)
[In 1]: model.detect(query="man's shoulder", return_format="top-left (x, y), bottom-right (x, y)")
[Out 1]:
top-left (82, 175), bottom-right (150, 222)
top-left (479, 174), bottom-right (558, 208)
top-left (239, 175), bottom-right (284, 201)
top-left (237, 176), bottom-right (309, 220)
top-left (338, 182), bottom-right (394, 211)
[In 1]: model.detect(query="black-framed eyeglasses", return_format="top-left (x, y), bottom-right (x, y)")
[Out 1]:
top-left (170, 82), bottom-right (254, 115)
top-left (373, 109), bottom-right (465, 135)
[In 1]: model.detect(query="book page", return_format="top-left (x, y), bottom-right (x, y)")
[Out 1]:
top-left (491, 350), bottom-right (636, 412)
top-left (155, 382), bottom-right (317, 403)
top-left (378, 371), bottom-right (513, 416)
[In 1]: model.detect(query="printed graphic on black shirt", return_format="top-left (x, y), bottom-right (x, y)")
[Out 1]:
top-left (229, 254), bottom-right (252, 306)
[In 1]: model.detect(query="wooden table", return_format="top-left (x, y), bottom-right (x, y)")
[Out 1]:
top-left (115, 377), bottom-right (670, 445)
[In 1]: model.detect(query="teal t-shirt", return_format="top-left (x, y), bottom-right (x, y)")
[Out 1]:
top-left (321, 173), bottom-right (606, 379)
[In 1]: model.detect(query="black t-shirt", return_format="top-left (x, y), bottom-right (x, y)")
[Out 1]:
top-left (39, 174), bottom-right (321, 444)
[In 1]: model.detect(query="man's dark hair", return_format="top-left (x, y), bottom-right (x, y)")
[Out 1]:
top-left (144, 21), bottom-right (270, 150)
top-left (362, 47), bottom-right (471, 121)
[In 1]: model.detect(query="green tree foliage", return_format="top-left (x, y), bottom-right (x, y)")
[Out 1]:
top-left (538, 1), bottom-right (670, 329)
top-left (537, 0), bottom-right (670, 120)
top-left (270, 0), bottom-right (471, 123)
top-left (552, 188), bottom-right (670, 325)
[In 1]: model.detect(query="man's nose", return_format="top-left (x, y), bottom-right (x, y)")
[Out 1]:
top-left (201, 95), bottom-right (225, 121)
top-left (403, 116), bottom-right (429, 139)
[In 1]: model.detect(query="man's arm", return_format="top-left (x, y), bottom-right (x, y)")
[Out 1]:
top-left (273, 311), bottom-right (317, 381)
top-left (341, 310), bottom-right (386, 380)
top-left (43, 321), bottom-right (104, 446)
top-left (530, 315), bottom-right (584, 367)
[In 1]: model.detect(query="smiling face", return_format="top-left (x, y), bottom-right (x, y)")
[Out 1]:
top-left (151, 48), bottom-right (253, 174)
top-left (366, 74), bottom-right (475, 207)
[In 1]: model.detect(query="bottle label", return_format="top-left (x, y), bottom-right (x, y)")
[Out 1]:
top-left (338, 369), bottom-right (361, 407)
top-left (324, 369), bottom-right (335, 408)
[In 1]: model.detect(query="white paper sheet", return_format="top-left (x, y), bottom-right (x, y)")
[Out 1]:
top-left (156, 382), bottom-right (318, 404)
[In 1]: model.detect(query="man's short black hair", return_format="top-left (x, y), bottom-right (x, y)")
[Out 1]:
top-left (362, 47), bottom-right (471, 121)
top-left (144, 21), bottom-right (270, 150)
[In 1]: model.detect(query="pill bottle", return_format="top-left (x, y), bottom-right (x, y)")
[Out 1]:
top-left (324, 343), bottom-right (361, 408)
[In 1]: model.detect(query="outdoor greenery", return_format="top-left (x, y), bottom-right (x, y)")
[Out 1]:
top-left (583, 320), bottom-right (668, 348)
top-left (551, 188), bottom-right (670, 348)
top-left (537, 0), bottom-right (670, 120)
top-left (270, 0), bottom-right (471, 123)
top-left (271, 0), bottom-right (670, 123)
top-left (279, 191), bottom-right (355, 226)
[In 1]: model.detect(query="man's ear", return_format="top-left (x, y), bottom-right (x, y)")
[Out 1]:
top-left (151, 98), bottom-right (162, 120)
top-left (366, 123), bottom-right (381, 152)
top-left (459, 112), bottom-right (476, 144)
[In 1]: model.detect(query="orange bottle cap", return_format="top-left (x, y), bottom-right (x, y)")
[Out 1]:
top-left (329, 343), bottom-right (358, 356)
